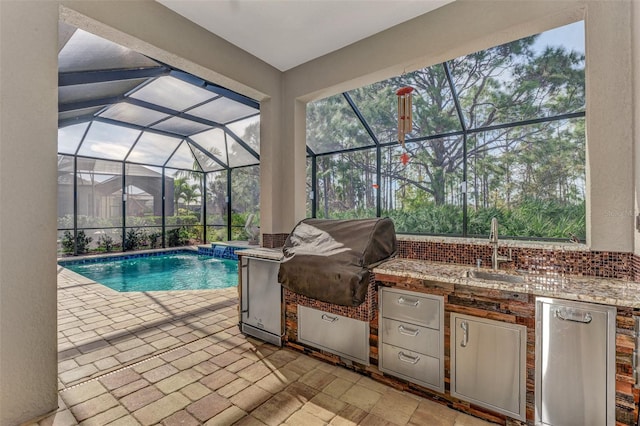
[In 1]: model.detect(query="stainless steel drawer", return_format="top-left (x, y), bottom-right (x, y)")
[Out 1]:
top-left (380, 318), bottom-right (439, 358)
top-left (381, 288), bottom-right (440, 329)
top-left (298, 305), bottom-right (370, 365)
top-left (380, 343), bottom-right (440, 389)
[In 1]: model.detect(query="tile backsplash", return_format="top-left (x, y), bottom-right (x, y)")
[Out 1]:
top-left (262, 233), bottom-right (288, 249)
top-left (397, 239), bottom-right (634, 280)
top-left (284, 273), bottom-right (376, 322)
top-left (263, 232), bottom-right (638, 281)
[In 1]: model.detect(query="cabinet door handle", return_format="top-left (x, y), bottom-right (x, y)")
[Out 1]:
top-left (555, 309), bottom-right (592, 324)
top-left (398, 351), bottom-right (420, 364)
top-left (398, 325), bottom-right (419, 337)
top-left (460, 321), bottom-right (469, 347)
top-left (241, 261), bottom-right (249, 314)
top-left (633, 350), bottom-right (638, 388)
top-left (321, 314), bottom-right (338, 323)
top-left (397, 296), bottom-right (420, 307)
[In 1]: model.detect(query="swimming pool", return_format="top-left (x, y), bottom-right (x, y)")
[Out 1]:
top-left (61, 251), bottom-right (238, 292)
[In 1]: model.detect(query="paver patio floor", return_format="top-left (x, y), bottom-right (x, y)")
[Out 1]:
top-left (33, 265), bottom-right (492, 425)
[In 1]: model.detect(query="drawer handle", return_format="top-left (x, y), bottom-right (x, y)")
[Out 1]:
top-left (398, 325), bottom-right (419, 337)
top-left (398, 351), bottom-right (420, 364)
top-left (321, 314), bottom-right (338, 323)
top-left (397, 296), bottom-right (420, 307)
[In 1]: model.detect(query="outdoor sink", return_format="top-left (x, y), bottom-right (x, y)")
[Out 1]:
top-left (463, 269), bottom-right (526, 284)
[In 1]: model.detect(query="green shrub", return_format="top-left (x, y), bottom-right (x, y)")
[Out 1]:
top-left (148, 232), bottom-right (162, 249)
top-left (98, 234), bottom-right (114, 252)
top-left (76, 231), bottom-right (92, 254)
top-left (167, 227), bottom-right (189, 247)
top-left (187, 226), bottom-right (203, 243)
top-left (383, 199), bottom-right (585, 240)
top-left (124, 228), bottom-right (144, 251)
top-left (166, 215), bottom-right (199, 226)
top-left (62, 231), bottom-right (75, 254)
top-left (61, 230), bottom-right (93, 254)
top-left (206, 227), bottom-right (227, 243)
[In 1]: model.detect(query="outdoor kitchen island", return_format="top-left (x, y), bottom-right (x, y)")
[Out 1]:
top-left (279, 257), bottom-right (640, 426)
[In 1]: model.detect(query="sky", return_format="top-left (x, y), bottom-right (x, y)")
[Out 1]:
top-left (532, 21), bottom-right (585, 55)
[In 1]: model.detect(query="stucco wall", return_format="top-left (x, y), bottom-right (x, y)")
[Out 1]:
top-left (633, 1), bottom-right (640, 256)
top-left (283, 0), bottom-right (635, 252)
top-left (0, 1), bottom-right (59, 424)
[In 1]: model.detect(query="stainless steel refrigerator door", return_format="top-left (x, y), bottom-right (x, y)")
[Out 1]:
top-left (241, 257), bottom-right (281, 336)
top-left (536, 298), bottom-right (616, 426)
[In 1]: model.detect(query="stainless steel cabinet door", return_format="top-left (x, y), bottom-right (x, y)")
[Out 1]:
top-left (536, 298), bottom-right (616, 426)
top-left (241, 258), bottom-right (281, 335)
top-left (451, 313), bottom-right (527, 421)
top-left (298, 305), bottom-right (370, 364)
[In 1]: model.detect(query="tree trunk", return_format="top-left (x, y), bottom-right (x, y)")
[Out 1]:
top-left (432, 167), bottom-right (446, 205)
top-left (323, 172), bottom-right (330, 218)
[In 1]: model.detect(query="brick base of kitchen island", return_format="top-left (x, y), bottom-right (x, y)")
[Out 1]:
top-left (282, 275), bottom-right (640, 426)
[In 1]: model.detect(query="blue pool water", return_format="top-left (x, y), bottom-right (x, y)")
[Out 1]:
top-left (63, 252), bottom-right (238, 292)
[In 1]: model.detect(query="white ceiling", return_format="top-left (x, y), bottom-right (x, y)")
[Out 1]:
top-left (156, 0), bottom-right (453, 71)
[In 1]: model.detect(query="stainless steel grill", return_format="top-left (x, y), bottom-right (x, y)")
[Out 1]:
top-left (278, 218), bottom-right (396, 307)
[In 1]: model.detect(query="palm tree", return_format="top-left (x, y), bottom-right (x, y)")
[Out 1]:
top-left (173, 177), bottom-right (189, 212)
top-left (181, 183), bottom-right (201, 209)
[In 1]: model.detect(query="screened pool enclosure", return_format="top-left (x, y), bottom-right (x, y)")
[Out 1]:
top-left (58, 21), bottom-right (586, 255)
top-left (306, 21), bottom-right (586, 241)
top-left (58, 24), bottom-right (260, 255)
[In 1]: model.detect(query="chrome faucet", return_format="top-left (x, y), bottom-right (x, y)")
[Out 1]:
top-left (489, 217), bottom-right (511, 270)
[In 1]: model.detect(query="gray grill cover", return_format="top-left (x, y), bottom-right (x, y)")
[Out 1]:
top-left (278, 218), bottom-right (396, 307)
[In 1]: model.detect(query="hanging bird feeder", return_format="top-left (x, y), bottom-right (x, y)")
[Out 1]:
top-left (396, 86), bottom-right (414, 147)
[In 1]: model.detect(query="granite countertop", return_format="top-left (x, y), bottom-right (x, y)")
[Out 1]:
top-left (374, 258), bottom-right (640, 309)
top-left (236, 247), bottom-right (284, 261)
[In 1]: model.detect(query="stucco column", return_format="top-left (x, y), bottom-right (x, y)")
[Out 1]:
top-left (260, 94), bottom-right (306, 238)
top-left (0, 1), bottom-right (59, 424)
top-left (258, 96), bottom-right (293, 237)
top-left (292, 98), bottom-right (308, 225)
top-left (585, 1), bottom-right (634, 252)
top-left (633, 1), bottom-right (640, 257)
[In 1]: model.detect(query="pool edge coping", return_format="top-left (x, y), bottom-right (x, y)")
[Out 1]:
top-left (57, 246), bottom-right (201, 266)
